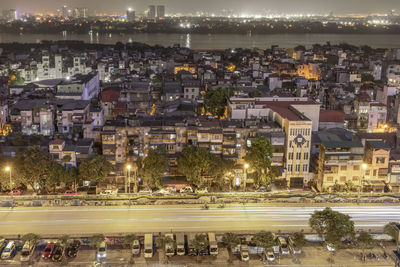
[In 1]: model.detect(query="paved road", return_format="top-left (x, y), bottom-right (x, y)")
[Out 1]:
top-left (0, 205), bottom-right (398, 235)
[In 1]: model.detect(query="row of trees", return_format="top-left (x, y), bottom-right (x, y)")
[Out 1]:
top-left (140, 135), bottom-right (277, 190)
top-left (0, 146), bottom-right (113, 193)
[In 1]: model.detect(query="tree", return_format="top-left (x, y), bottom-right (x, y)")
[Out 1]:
top-left (79, 155), bottom-right (113, 183)
top-left (21, 233), bottom-right (41, 245)
top-left (61, 166), bottom-right (79, 189)
top-left (142, 147), bottom-right (168, 189)
top-left (222, 232), bottom-right (240, 262)
top-left (361, 73), bottom-right (374, 83)
top-left (356, 231), bottom-right (373, 261)
top-left (309, 207), bottom-right (355, 250)
top-left (203, 87), bottom-right (235, 118)
top-left (88, 234), bottom-right (105, 248)
top-left (191, 234), bottom-right (209, 261)
top-left (383, 222), bottom-right (400, 241)
top-left (291, 232), bottom-right (306, 250)
top-left (11, 134), bottom-right (26, 146)
top-left (178, 146), bottom-right (234, 188)
top-left (58, 235), bottom-right (70, 248)
top-left (244, 136), bottom-right (274, 186)
top-left (17, 146), bottom-right (58, 193)
top-left (248, 90), bottom-right (262, 97)
top-left (253, 231), bottom-right (275, 250)
top-left (124, 234), bottom-right (137, 249)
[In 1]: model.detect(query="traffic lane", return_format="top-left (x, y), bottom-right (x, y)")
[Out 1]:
top-left (0, 206), bottom-right (398, 235)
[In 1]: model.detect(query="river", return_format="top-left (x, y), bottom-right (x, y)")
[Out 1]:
top-left (1, 32), bottom-right (400, 49)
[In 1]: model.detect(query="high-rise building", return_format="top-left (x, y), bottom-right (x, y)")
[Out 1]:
top-left (156, 5), bottom-right (165, 19)
top-left (62, 5), bottom-right (68, 18)
top-left (2, 9), bottom-right (17, 21)
top-left (74, 8), bottom-right (88, 19)
top-left (148, 5), bottom-right (156, 19)
top-left (126, 8), bottom-right (136, 22)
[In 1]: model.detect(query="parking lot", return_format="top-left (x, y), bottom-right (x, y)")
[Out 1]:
top-left (0, 239), bottom-right (395, 266)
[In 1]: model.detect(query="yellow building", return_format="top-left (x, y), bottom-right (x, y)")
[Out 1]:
top-left (297, 63), bottom-right (321, 80)
top-left (363, 141), bottom-right (390, 192)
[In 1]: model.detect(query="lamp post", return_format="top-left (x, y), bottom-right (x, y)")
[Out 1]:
top-left (359, 163), bottom-right (367, 199)
top-left (126, 164), bottom-right (131, 194)
top-left (244, 163), bottom-right (249, 191)
top-left (5, 167), bottom-right (12, 207)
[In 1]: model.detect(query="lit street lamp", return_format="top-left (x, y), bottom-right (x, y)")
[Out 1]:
top-left (5, 167), bottom-right (13, 207)
top-left (243, 163), bottom-right (249, 190)
top-left (359, 163), bottom-right (368, 199)
top-left (126, 164), bottom-right (131, 194)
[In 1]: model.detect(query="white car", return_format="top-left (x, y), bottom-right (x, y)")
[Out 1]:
top-left (138, 189), bottom-right (152, 195)
top-left (1, 241), bottom-right (15, 259)
top-left (97, 241), bottom-right (107, 260)
top-left (180, 187), bottom-right (193, 193)
top-left (99, 190), bottom-right (115, 195)
top-left (240, 245), bottom-right (249, 262)
top-left (265, 250), bottom-right (275, 262)
top-left (155, 189), bottom-right (171, 195)
top-left (326, 243), bottom-right (335, 252)
top-left (196, 188), bottom-right (208, 194)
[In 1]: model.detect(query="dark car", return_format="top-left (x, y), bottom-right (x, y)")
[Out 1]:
top-left (51, 246), bottom-right (63, 262)
top-left (42, 242), bottom-right (56, 259)
top-left (66, 240), bottom-right (81, 258)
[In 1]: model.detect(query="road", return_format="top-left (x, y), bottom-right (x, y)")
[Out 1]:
top-left (0, 205), bottom-right (398, 235)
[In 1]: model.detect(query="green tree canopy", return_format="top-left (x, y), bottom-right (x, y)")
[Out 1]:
top-left (78, 155), bottom-right (113, 183)
top-left (143, 147), bottom-right (168, 189)
top-left (309, 207), bottom-right (355, 250)
top-left (244, 136), bottom-right (275, 186)
top-left (253, 231), bottom-right (275, 250)
top-left (191, 234), bottom-right (209, 255)
top-left (292, 232), bottom-right (306, 249)
top-left (203, 87), bottom-right (235, 118)
top-left (222, 232), bottom-right (240, 262)
top-left (21, 233), bottom-right (41, 245)
top-left (383, 222), bottom-right (399, 241)
top-left (356, 231), bottom-right (373, 259)
top-left (88, 234), bottom-right (105, 248)
top-left (178, 146), bottom-right (234, 188)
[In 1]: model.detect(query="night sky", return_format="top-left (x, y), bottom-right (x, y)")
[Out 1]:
top-left (1, 0), bottom-right (400, 15)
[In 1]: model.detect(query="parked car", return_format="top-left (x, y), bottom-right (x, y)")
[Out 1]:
top-left (97, 241), bottom-right (107, 260)
top-left (99, 190), bottom-right (115, 195)
top-left (138, 189), bottom-right (152, 195)
top-left (64, 190), bottom-right (77, 196)
top-left (240, 244), bottom-right (249, 262)
top-left (180, 186), bottom-right (193, 193)
top-left (265, 250), bottom-right (275, 262)
top-left (42, 242), bottom-right (56, 259)
top-left (8, 189), bottom-right (22, 196)
top-left (326, 243), bottom-right (335, 252)
top-left (131, 239), bottom-right (140, 255)
top-left (20, 240), bottom-right (36, 262)
top-left (51, 245), bottom-right (64, 262)
top-left (65, 240), bottom-right (80, 258)
top-left (195, 188), bottom-right (208, 194)
top-left (0, 238), bottom-right (7, 254)
top-left (154, 189), bottom-right (170, 195)
top-left (277, 236), bottom-right (290, 255)
top-left (1, 241), bottom-right (16, 259)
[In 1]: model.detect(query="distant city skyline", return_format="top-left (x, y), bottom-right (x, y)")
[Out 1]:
top-left (1, 0), bottom-right (400, 16)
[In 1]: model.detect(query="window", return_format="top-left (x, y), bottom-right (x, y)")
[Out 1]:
top-left (352, 176), bottom-right (358, 181)
top-left (287, 164), bottom-right (292, 172)
top-left (327, 176), bottom-right (333, 182)
top-left (365, 170), bottom-right (370, 176)
top-left (303, 164), bottom-right (308, 172)
top-left (353, 165), bottom-right (360, 171)
top-left (288, 152), bottom-right (293, 160)
top-left (296, 152), bottom-right (301, 160)
top-left (340, 165), bottom-right (347, 171)
top-left (373, 170), bottom-right (377, 176)
top-left (376, 157), bottom-right (385, 164)
top-left (295, 164), bottom-right (300, 172)
top-left (304, 153), bottom-right (309, 160)
top-left (340, 176), bottom-right (346, 182)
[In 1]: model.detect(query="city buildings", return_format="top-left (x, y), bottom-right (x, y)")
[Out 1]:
top-left (0, 40), bottom-right (400, 193)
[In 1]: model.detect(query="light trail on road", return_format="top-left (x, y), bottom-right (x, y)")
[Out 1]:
top-left (0, 205), bottom-right (398, 235)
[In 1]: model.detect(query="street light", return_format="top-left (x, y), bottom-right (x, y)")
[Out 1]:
top-left (359, 163), bottom-right (368, 199)
top-left (126, 164), bottom-right (131, 194)
top-left (243, 163), bottom-right (249, 190)
top-left (5, 167), bottom-right (12, 207)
